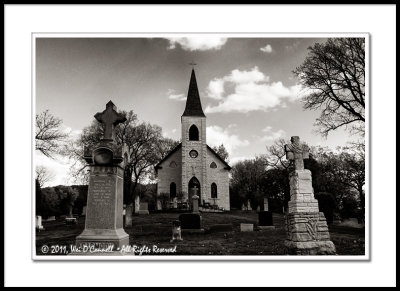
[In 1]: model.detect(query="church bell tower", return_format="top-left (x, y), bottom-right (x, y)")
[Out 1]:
top-left (181, 69), bottom-right (207, 204)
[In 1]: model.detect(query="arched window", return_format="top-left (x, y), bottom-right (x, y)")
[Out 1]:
top-left (211, 183), bottom-right (218, 199)
top-left (210, 162), bottom-right (217, 168)
top-left (170, 182), bottom-right (177, 198)
top-left (169, 161), bottom-right (177, 168)
top-left (189, 125), bottom-right (199, 141)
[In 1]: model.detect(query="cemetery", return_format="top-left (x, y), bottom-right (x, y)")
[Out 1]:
top-left (36, 211), bottom-right (365, 256)
top-left (34, 38), bottom-right (366, 258)
top-left (35, 91), bottom-right (366, 257)
top-left (35, 103), bottom-right (365, 256)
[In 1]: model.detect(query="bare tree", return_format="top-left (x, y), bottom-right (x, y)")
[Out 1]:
top-left (35, 165), bottom-right (55, 188)
top-left (293, 38), bottom-right (365, 137)
top-left (64, 110), bottom-right (178, 206)
top-left (265, 138), bottom-right (290, 170)
top-left (36, 110), bottom-right (69, 158)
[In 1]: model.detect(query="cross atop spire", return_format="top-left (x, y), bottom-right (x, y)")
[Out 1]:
top-left (182, 68), bottom-right (206, 117)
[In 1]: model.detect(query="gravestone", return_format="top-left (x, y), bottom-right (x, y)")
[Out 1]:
top-left (240, 223), bottom-right (254, 232)
top-left (36, 215), bottom-right (44, 231)
top-left (75, 101), bottom-right (129, 251)
top-left (241, 203), bottom-right (246, 211)
top-left (138, 202), bottom-right (149, 215)
top-left (259, 197), bottom-right (274, 229)
top-left (43, 216), bottom-right (56, 222)
top-left (264, 198), bottom-right (269, 212)
top-left (341, 218), bottom-right (364, 228)
top-left (258, 212), bottom-right (275, 230)
top-left (192, 194), bottom-right (200, 213)
top-left (156, 200), bottom-right (162, 211)
top-left (247, 200), bottom-right (252, 211)
top-left (256, 206), bottom-right (261, 212)
top-left (284, 136), bottom-right (336, 255)
top-left (81, 206), bottom-right (87, 216)
top-left (124, 204), bottom-right (133, 227)
top-left (179, 213), bottom-right (204, 233)
top-left (179, 188), bottom-right (203, 233)
top-left (259, 212), bottom-right (273, 226)
top-left (134, 195), bottom-right (140, 213)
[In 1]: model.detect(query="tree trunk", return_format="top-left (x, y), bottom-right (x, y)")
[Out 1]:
top-left (358, 185), bottom-right (365, 223)
top-left (123, 167), bottom-right (133, 205)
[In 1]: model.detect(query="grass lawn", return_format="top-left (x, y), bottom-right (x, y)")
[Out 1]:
top-left (35, 211), bottom-right (365, 256)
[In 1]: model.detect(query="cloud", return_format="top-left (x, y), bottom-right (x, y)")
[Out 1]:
top-left (261, 126), bottom-right (286, 142)
top-left (204, 66), bottom-right (303, 114)
top-left (207, 78), bottom-right (225, 100)
top-left (206, 125), bottom-right (249, 155)
top-left (35, 152), bottom-right (72, 187)
top-left (230, 156), bottom-right (251, 165)
top-left (285, 40), bottom-right (300, 51)
top-left (166, 37), bottom-right (228, 51)
top-left (167, 89), bottom-right (186, 101)
top-left (260, 44), bottom-right (273, 53)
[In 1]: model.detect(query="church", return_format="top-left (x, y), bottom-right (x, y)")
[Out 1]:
top-left (155, 69), bottom-right (231, 211)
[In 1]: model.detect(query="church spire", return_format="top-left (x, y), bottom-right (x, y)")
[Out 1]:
top-left (182, 69), bottom-right (206, 117)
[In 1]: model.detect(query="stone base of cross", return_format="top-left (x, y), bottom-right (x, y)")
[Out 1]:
top-left (284, 136), bottom-right (336, 255)
top-left (287, 169), bottom-right (319, 213)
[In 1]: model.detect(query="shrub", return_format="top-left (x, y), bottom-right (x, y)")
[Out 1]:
top-left (315, 192), bottom-right (336, 224)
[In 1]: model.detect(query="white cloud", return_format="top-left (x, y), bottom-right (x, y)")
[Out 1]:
top-left (167, 89), bottom-right (186, 101)
top-left (261, 126), bottom-right (286, 142)
top-left (206, 125), bottom-right (249, 155)
top-left (35, 152), bottom-right (73, 187)
top-left (204, 67), bottom-right (303, 114)
top-left (166, 37), bottom-right (228, 51)
top-left (230, 156), bottom-right (251, 165)
top-left (285, 41), bottom-right (300, 51)
top-left (207, 78), bottom-right (225, 100)
top-left (260, 44), bottom-right (273, 53)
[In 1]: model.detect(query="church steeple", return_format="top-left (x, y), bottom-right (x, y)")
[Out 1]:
top-left (182, 69), bottom-right (206, 117)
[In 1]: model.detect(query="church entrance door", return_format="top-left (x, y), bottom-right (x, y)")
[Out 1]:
top-left (188, 177), bottom-right (201, 208)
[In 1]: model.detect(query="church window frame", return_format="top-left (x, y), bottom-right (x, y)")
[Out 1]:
top-left (211, 183), bottom-right (218, 199)
top-left (189, 124), bottom-right (199, 141)
top-left (170, 182), bottom-right (177, 198)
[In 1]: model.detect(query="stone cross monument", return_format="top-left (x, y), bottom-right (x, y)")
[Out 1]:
top-left (192, 186), bottom-right (200, 213)
top-left (75, 101), bottom-right (129, 252)
top-left (284, 136), bottom-right (336, 255)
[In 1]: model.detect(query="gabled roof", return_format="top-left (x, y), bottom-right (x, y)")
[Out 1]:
top-left (154, 143), bottom-right (232, 172)
top-left (155, 143), bottom-right (182, 171)
top-left (182, 69), bottom-right (206, 117)
top-left (207, 145), bottom-right (232, 170)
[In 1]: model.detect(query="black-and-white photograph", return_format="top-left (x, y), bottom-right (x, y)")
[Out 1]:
top-left (33, 35), bottom-right (367, 258)
top-left (4, 4), bottom-right (397, 288)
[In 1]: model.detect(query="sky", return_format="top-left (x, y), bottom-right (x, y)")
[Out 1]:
top-left (35, 36), bottom-right (362, 186)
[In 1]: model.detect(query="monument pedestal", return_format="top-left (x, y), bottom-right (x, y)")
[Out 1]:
top-left (76, 165), bottom-right (129, 249)
top-left (284, 212), bottom-right (335, 255)
top-left (284, 168), bottom-right (336, 255)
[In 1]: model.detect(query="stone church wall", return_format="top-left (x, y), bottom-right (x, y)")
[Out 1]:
top-left (156, 148), bottom-right (182, 196)
top-left (206, 148), bottom-right (230, 211)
